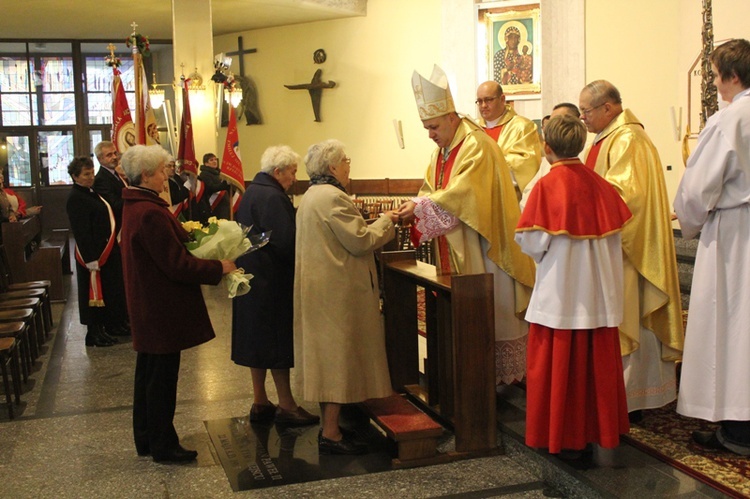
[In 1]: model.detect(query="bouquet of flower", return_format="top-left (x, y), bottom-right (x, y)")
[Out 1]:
top-left (182, 217), bottom-right (271, 298)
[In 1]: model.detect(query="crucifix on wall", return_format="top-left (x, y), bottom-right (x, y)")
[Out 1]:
top-left (225, 36), bottom-right (262, 125)
top-left (284, 69), bottom-right (336, 122)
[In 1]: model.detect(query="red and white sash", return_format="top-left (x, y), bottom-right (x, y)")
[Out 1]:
top-left (209, 190), bottom-right (226, 211)
top-left (74, 195), bottom-right (116, 307)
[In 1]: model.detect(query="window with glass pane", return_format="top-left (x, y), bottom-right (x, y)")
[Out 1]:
top-left (1, 94), bottom-right (32, 126)
top-left (85, 56), bottom-right (135, 125)
top-left (0, 56), bottom-right (33, 126)
top-left (42, 93), bottom-right (76, 125)
top-left (34, 57), bottom-right (75, 125)
top-left (38, 130), bottom-right (74, 185)
top-left (4, 136), bottom-right (32, 187)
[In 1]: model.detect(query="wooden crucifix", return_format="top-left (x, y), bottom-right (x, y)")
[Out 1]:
top-left (226, 36), bottom-right (256, 78)
top-left (225, 36), bottom-right (262, 125)
top-left (284, 69), bottom-right (336, 122)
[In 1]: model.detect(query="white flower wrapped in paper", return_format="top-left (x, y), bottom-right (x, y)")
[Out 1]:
top-left (182, 218), bottom-right (271, 298)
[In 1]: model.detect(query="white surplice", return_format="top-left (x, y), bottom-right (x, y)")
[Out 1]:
top-left (674, 88), bottom-right (750, 422)
top-left (514, 231), bottom-right (624, 329)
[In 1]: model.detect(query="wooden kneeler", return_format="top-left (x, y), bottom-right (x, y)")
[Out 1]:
top-left (360, 394), bottom-right (447, 468)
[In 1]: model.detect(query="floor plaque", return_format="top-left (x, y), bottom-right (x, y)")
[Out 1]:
top-left (205, 410), bottom-right (393, 491)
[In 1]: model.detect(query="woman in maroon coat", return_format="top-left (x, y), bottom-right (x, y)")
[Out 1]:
top-left (120, 145), bottom-right (236, 464)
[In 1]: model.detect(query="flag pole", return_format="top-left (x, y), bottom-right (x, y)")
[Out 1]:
top-left (130, 22), bottom-right (145, 145)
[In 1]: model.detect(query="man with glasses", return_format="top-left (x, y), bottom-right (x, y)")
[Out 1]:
top-left (398, 65), bottom-right (535, 386)
top-left (580, 80), bottom-right (684, 420)
top-left (475, 80), bottom-right (542, 195)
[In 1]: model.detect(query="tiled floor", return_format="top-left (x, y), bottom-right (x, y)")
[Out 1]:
top-left (0, 276), bottom-right (731, 498)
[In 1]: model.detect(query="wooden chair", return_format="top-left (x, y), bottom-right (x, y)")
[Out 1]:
top-left (0, 337), bottom-right (22, 419)
top-left (0, 298), bottom-right (44, 353)
top-left (0, 289), bottom-right (50, 339)
top-left (0, 245), bottom-right (53, 332)
top-left (0, 310), bottom-right (38, 370)
top-left (0, 322), bottom-right (29, 383)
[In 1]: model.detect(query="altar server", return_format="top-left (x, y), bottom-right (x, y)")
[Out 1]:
top-left (675, 38), bottom-right (750, 456)
top-left (516, 114), bottom-right (632, 454)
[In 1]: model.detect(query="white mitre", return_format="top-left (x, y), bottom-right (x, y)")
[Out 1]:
top-left (411, 65), bottom-right (456, 120)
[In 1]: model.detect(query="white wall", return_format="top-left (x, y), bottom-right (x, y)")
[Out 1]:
top-left (587, 0), bottom-right (750, 202)
top-left (209, 0), bottom-right (750, 188)
top-left (213, 0), bottom-right (440, 181)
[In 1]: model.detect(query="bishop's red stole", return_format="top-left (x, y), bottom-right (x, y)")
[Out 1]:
top-left (410, 140), bottom-right (465, 274)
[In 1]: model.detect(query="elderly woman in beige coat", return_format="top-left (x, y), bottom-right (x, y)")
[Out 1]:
top-left (294, 139), bottom-right (399, 455)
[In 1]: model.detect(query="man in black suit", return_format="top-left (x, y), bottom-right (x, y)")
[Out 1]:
top-left (93, 141), bottom-right (128, 232)
top-left (90, 141), bottom-right (131, 337)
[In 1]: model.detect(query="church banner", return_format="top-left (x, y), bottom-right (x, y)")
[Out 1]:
top-left (134, 52), bottom-right (160, 146)
top-left (111, 67), bottom-right (135, 153)
top-left (177, 79), bottom-right (198, 177)
top-left (220, 105), bottom-right (245, 194)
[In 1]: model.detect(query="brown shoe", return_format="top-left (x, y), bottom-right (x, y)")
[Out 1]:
top-left (249, 402), bottom-right (277, 423)
top-left (274, 406), bottom-right (321, 427)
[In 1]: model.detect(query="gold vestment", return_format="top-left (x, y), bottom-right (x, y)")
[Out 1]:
top-left (419, 117), bottom-right (535, 316)
top-left (585, 109), bottom-right (684, 359)
top-left (483, 106), bottom-right (542, 192)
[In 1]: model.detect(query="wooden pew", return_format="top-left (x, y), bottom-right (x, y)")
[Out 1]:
top-left (1, 217), bottom-right (68, 301)
top-left (380, 250), bottom-right (498, 459)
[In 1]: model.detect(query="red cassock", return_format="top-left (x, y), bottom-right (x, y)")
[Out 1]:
top-left (516, 158), bottom-right (632, 453)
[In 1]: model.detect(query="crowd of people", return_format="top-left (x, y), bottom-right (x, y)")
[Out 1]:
top-left (37, 37), bottom-right (748, 465)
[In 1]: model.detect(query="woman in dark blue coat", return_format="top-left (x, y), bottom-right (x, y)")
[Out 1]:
top-left (232, 145), bottom-right (318, 427)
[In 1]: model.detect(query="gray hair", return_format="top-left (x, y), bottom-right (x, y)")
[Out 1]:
top-left (94, 141), bottom-right (115, 160)
top-left (121, 145), bottom-right (170, 186)
top-left (304, 139), bottom-right (346, 177)
top-left (583, 80), bottom-right (622, 106)
top-left (260, 145), bottom-right (301, 174)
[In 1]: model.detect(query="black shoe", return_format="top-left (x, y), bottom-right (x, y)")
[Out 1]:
top-left (152, 445), bottom-right (198, 463)
top-left (275, 406), bottom-right (320, 427)
top-left (249, 402), bottom-right (277, 424)
top-left (100, 329), bottom-right (119, 344)
top-left (692, 430), bottom-right (725, 450)
top-left (628, 410), bottom-right (644, 424)
top-left (85, 329), bottom-right (115, 347)
top-left (107, 324), bottom-right (132, 337)
top-left (318, 430), bottom-right (367, 455)
top-left (136, 444), bottom-right (150, 456)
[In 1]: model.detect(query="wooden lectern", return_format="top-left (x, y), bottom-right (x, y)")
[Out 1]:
top-left (381, 250), bottom-right (497, 455)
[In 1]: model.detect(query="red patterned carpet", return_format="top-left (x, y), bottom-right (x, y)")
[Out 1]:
top-left (624, 402), bottom-right (750, 498)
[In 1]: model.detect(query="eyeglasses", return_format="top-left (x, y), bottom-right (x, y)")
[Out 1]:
top-left (580, 103), bottom-right (606, 116)
top-left (342, 156), bottom-right (351, 164)
top-left (475, 96), bottom-right (498, 106)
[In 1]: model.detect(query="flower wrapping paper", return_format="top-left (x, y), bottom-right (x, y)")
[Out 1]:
top-left (183, 218), bottom-right (255, 298)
